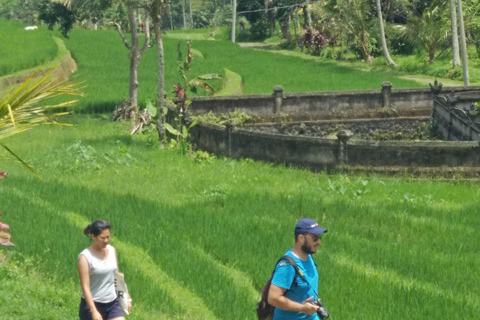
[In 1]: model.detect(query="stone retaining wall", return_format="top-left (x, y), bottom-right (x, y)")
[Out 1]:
top-left (168, 85), bottom-right (480, 175)
top-left (432, 91), bottom-right (480, 141)
top-left (187, 83), bottom-right (480, 121)
top-left (188, 121), bottom-right (480, 170)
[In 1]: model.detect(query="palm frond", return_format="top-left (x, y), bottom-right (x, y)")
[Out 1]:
top-left (0, 70), bottom-right (83, 176)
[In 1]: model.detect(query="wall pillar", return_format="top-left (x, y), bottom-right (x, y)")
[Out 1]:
top-left (273, 85), bottom-right (284, 114)
top-left (381, 81), bottom-right (393, 108)
top-left (225, 119), bottom-right (238, 157)
top-left (337, 130), bottom-right (353, 165)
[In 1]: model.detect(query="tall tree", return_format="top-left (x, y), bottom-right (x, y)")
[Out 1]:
top-left (456, 0), bottom-right (469, 85)
top-left (145, 0), bottom-right (168, 143)
top-left (338, 0), bottom-right (374, 62)
top-left (449, 0), bottom-right (461, 67)
top-left (114, 3), bottom-right (150, 108)
top-left (397, 1), bottom-right (448, 63)
top-left (57, 0), bottom-right (150, 107)
top-left (376, 0), bottom-right (397, 68)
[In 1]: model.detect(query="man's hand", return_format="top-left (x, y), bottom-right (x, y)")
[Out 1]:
top-left (300, 297), bottom-right (319, 315)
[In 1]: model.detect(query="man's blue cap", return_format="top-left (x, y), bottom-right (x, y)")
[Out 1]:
top-left (295, 218), bottom-right (327, 235)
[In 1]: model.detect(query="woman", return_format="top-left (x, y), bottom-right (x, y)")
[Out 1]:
top-left (78, 220), bottom-right (131, 320)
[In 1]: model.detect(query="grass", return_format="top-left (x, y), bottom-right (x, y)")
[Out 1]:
top-left (1, 115), bottom-right (480, 319)
top-left (0, 23), bottom-right (424, 113)
top-left (58, 27), bottom-right (421, 113)
top-left (0, 19), bottom-right (58, 77)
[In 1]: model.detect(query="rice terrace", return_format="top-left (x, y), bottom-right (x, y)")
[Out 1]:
top-left (1, 0), bottom-right (480, 319)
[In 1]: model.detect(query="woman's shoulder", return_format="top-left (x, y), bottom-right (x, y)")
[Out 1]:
top-left (107, 244), bottom-right (116, 254)
top-left (78, 247), bottom-right (91, 261)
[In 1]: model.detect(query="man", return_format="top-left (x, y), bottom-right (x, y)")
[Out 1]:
top-left (268, 218), bottom-right (327, 320)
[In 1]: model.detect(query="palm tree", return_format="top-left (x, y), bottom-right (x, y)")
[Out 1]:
top-left (337, 0), bottom-right (374, 62)
top-left (0, 71), bottom-right (82, 176)
top-left (375, 0), bottom-right (397, 68)
top-left (449, 0), bottom-right (461, 68)
top-left (396, 1), bottom-right (448, 64)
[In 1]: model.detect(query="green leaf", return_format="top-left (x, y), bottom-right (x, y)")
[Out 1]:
top-left (146, 100), bottom-right (157, 118)
top-left (189, 79), bottom-right (215, 95)
top-left (164, 122), bottom-right (180, 136)
top-left (188, 117), bottom-right (199, 130)
top-left (182, 125), bottom-right (188, 138)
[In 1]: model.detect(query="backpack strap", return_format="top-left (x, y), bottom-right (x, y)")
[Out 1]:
top-left (275, 255), bottom-right (307, 286)
top-left (278, 255), bottom-right (319, 296)
top-left (282, 255), bottom-right (320, 298)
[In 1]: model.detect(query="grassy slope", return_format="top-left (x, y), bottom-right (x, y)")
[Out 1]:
top-left (0, 115), bottom-right (479, 319)
top-left (60, 27), bottom-right (421, 112)
top-left (0, 19), bottom-right (58, 76)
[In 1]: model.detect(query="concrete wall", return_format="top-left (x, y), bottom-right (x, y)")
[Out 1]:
top-left (187, 85), bottom-right (480, 121)
top-left (188, 121), bottom-right (480, 169)
top-left (169, 86), bottom-right (480, 171)
top-left (432, 92), bottom-right (480, 141)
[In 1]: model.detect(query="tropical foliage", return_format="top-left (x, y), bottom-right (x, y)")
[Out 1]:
top-left (0, 71), bottom-right (82, 174)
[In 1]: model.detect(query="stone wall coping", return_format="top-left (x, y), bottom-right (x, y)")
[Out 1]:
top-left (348, 140), bottom-right (480, 147)
top-left (185, 85), bottom-right (480, 103)
top-left (193, 121), bottom-right (480, 148)
top-left (245, 116), bottom-right (429, 127)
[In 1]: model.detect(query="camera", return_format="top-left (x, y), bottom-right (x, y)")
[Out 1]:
top-left (311, 298), bottom-right (329, 320)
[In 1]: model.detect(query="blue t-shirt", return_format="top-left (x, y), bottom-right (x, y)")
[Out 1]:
top-left (271, 250), bottom-right (319, 320)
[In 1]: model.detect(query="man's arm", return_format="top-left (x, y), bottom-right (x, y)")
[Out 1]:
top-left (267, 283), bottom-right (319, 315)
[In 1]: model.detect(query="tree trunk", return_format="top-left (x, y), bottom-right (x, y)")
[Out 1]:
top-left (359, 30), bottom-right (373, 63)
top-left (279, 16), bottom-right (292, 42)
top-left (151, 0), bottom-right (167, 144)
top-left (375, 0), bottom-right (397, 68)
top-left (182, 0), bottom-right (187, 28)
top-left (127, 6), bottom-right (140, 107)
top-left (189, 0), bottom-right (193, 28)
top-left (231, 0), bottom-right (236, 42)
top-left (168, 3), bottom-right (173, 30)
top-left (449, 0), bottom-right (461, 68)
top-left (117, 5), bottom-right (150, 108)
top-left (457, 0), bottom-right (469, 85)
top-left (304, 1), bottom-right (312, 29)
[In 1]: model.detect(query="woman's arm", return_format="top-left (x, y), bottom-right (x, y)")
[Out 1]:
top-left (78, 255), bottom-right (103, 320)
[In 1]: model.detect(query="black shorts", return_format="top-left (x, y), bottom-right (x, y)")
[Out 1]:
top-left (79, 298), bottom-right (123, 320)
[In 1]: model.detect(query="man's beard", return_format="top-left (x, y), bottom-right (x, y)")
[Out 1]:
top-left (301, 242), bottom-right (316, 255)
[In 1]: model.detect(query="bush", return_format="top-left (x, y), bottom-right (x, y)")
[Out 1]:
top-left (387, 26), bottom-right (416, 55)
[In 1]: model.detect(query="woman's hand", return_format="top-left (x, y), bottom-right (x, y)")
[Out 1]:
top-left (92, 309), bottom-right (103, 320)
top-left (128, 298), bottom-right (133, 314)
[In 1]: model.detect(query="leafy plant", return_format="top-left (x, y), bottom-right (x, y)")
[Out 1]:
top-left (192, 150), bottom-right (215, 163)
top-left (0, 70), bottom-right (82, 176)
top-left (194, 109), bottom-right (252, 127)
top-left (38, 0), bottom-right (75, 37)
top-left (164, 118), bottom-right (199, 154)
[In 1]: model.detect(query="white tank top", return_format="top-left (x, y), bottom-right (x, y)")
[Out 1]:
top-left (78, 244), bottom-right (118, 303)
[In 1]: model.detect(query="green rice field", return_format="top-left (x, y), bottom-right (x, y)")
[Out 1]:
top-left (1, 115), bottom-right (479, 319)
top-left (0, 19), bottom-right (58, 76)
top-left (62, 27), bottom-right (422, 113)
top-left (1, 20), bottom-right (478, 320)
